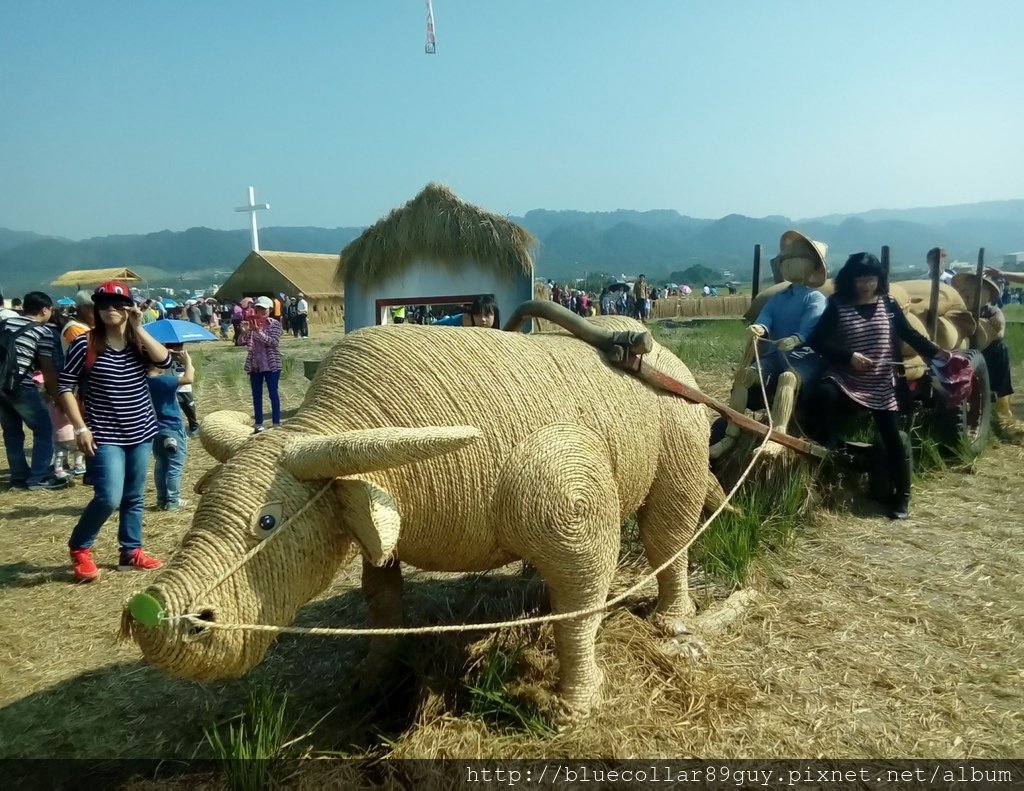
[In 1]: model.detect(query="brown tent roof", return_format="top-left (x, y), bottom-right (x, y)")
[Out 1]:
top-left (341, 183), bottom-right (536, 288)
top-left (216, 251), bottom-right (343, 300)
top-left (51, 267), bottom-right (143, 286)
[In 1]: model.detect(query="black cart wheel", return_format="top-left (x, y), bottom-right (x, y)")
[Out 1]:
top-left (934, 349), bottom-right (992, 458)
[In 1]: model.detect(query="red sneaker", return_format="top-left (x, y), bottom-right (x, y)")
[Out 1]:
top-left (70, 548), bottom-right (101, 582)
top-left (118, 548), bottom-right (163, 572)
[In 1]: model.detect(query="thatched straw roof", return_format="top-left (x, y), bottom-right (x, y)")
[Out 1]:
top-left (51, 267), bottom-right (143, 286)
top-left (217, 251), bottom-right (343, 300)
top-left (341, 183), bottom-right (537, 288)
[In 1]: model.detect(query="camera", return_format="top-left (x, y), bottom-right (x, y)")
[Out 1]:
top-left (163, 437), bottom-right (178, 454)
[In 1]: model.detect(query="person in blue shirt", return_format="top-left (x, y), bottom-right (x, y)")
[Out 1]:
top-left (434, 295), bottom-right (500, 328)
top-left (711, 230), bottom-right (828, 459)
top-left (147, 347), bottom-right (194, 510)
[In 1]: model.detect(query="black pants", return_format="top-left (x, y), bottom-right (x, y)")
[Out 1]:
top-left (982, 339), bottom-right (1013, 398)
top-left (177, 391), bottom-right (199, 433)
top-left (292, 314), bottom-right (308, 337)
top-left (815, 380), bottom-right (911, 499)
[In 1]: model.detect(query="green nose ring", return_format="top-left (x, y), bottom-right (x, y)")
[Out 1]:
top-left (128, 592), bottom-right (165, 628)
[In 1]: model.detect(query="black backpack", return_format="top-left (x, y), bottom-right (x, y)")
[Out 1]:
top-left (0, 319), bottom-right (38, 396)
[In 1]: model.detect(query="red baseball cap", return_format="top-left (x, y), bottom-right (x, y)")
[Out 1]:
top-left (92, 281), bottom-right (134, 305)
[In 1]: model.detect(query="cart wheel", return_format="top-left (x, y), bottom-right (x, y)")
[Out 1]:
top-left (867, 431), bottom-right (911, 503)
top-left (933, 349), bottom-right (992, 458)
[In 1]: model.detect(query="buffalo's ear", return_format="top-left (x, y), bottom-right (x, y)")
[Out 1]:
top-left (199, 411), bottom-right (252, 462)
top-left (333, 478), bottom-right (400, 567)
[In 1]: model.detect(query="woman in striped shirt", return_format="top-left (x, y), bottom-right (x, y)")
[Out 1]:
top-left (809, 254), bottom-right (950, 521)
top-left (58, 282), bottom-right (172, 581)
top-left (241, 295), bottom-right (283, 433)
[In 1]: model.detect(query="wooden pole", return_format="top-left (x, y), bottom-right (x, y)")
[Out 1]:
top-left (927, 246), bottom-right (941, 340)
top-left (751, 244), bottom-right (762, 299)
top-left (970, 247), bottom-right (986, 349)
top-left (880, 245), bottom-right (890, 274)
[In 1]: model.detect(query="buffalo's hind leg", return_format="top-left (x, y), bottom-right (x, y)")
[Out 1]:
top-left (637, 409), bottom-right (708, 639)
top-left (492, 424), bottom-right (620, 717)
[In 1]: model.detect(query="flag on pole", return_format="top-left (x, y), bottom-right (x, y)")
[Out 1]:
top-left (425, 0), bottom-right (436, 53)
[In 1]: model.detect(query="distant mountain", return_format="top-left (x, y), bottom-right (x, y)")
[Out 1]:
top-left (806, 199), bottom-right (1024, 226)
top-left (0, 227), bottom-right (67, 254)
top-left (0, 225), bottom-right (364, 295)
top-left (0, 198), bottom-right (1021, 295)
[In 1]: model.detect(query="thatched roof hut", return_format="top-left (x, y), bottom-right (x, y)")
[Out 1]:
top-left (216, 251), bottom-right (344, 325)
top-left (51, 267), bottom-right (143, 288)
top-left (342, 183), bottom-right (536, 331)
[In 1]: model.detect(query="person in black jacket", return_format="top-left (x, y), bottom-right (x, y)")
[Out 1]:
top-left (809, 253), bottom-right (950, 520)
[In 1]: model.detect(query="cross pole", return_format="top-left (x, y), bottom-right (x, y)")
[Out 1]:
top-left (235, 186), bottom-right (270, 252)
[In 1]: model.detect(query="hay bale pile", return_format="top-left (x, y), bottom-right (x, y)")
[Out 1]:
top-left (744, 279), bottom-right (983, 382)
top-left (652, 295), bottom-right (751, 320)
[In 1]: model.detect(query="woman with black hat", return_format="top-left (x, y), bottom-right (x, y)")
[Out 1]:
top-left (809, 253), bottom-right (950, 520)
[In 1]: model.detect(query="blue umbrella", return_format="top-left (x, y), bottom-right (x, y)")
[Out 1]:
top-left (56, 297), bottom-right (76, 306)
top-left (162, 299), bottom-right (178, 308)
top-left (145, 319), bottom-right (218, 344)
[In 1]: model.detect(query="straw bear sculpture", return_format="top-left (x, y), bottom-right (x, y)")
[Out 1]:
top-left (125, 316), bottom-right (725, 716)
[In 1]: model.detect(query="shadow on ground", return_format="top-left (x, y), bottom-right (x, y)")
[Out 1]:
top-left (0, 571), bottom-right (548, 763)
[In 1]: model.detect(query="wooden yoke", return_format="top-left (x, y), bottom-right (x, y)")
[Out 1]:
top-left (615, 351), bottom-right (828, 460)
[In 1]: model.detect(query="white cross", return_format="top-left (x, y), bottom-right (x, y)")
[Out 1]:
top-left (235, 186), bottom-right (270, 252)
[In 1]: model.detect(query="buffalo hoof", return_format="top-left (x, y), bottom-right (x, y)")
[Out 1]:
top-left (664, 633), bottom-right (708, 663)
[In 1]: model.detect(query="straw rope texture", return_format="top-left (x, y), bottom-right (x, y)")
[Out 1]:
top-left (128, 317), bottom-right (730, 714)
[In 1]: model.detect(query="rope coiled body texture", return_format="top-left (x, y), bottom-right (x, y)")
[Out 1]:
top-left (132, 318), bottom-right (717, 714)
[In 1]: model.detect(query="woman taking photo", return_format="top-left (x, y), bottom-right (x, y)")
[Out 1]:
top-left (59, 282), bottom-right (172, 581)
top-left (241, 295), bottom-right (282, 433)
top-left (809, 253), bottom-right (949, 521)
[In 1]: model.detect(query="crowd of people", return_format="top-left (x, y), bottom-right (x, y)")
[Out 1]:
top-left (128, 292), bottom-right (311, 345)
top-left (0, 281), bottom-right (299, 581)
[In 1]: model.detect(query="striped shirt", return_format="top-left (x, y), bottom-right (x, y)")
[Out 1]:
top-left (58, 334), bottom-right (171, 445)
top-left (0, 315), bottom-right (54, 386)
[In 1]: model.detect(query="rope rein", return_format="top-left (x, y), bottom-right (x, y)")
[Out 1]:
top-left (162, 343), bottom-right (775, 638)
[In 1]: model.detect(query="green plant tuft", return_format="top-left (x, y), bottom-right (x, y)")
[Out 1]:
top-left (693, 467), bottom-right (810, 586)
top-left (203, 684), bottom-right (296, 791)
top-left (467, 642), bottom-right (553, 737)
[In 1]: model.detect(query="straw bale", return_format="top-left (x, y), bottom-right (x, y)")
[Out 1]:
top-left (341, 183), bottom-right (536, 288)
top-left (901, 280), bottom-right (967, 317)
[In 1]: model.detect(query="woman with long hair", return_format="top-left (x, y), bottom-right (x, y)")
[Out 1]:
top-left (241, 296), bottom-right (283, 433)
top-left (58, 282), bottom-right (172, 581)
top-left (809, 253), bottom-right (950, 520)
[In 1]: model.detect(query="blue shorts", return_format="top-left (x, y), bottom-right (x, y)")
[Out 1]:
top-left (746, 348), bottom-right (825, 409)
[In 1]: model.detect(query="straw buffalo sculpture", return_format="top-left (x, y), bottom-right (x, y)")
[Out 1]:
top-left (124, 315), bottom-right (727, 716)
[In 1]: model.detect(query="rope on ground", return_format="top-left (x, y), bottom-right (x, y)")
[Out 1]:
top-left (164, 343), bottom-right (776, 638)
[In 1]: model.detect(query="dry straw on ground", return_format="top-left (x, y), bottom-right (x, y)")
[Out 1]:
top-left (1, 323), bottom-right (1021, 769)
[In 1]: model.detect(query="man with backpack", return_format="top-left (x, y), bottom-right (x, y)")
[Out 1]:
top-left (0, 291), bottom-right (68, 490)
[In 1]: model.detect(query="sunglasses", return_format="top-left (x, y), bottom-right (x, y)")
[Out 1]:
top-left (96, 301), bottom-right (133, 310)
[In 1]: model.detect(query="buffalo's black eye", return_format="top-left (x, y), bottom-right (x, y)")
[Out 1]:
top-left (259, 514), bottom-right (277, 530)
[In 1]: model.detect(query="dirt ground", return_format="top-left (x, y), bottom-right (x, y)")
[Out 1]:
top-left (0, 325), bottom-right (1021, 761)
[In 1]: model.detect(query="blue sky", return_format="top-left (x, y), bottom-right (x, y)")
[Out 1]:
top-left (2, 0), bottom-right (1021, 239)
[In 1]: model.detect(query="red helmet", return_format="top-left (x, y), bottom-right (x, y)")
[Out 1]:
top-left (92, 281), bottom-right (132, 301)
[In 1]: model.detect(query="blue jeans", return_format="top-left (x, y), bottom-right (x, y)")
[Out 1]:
top-left (69, 440), bottom-right (153, 552)
top-left (250, 370), bottom-right (281, 425)
top-left (152, 425), bottom-right (187, 506)
top-left (0, 384), bottom-right (55, 486)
